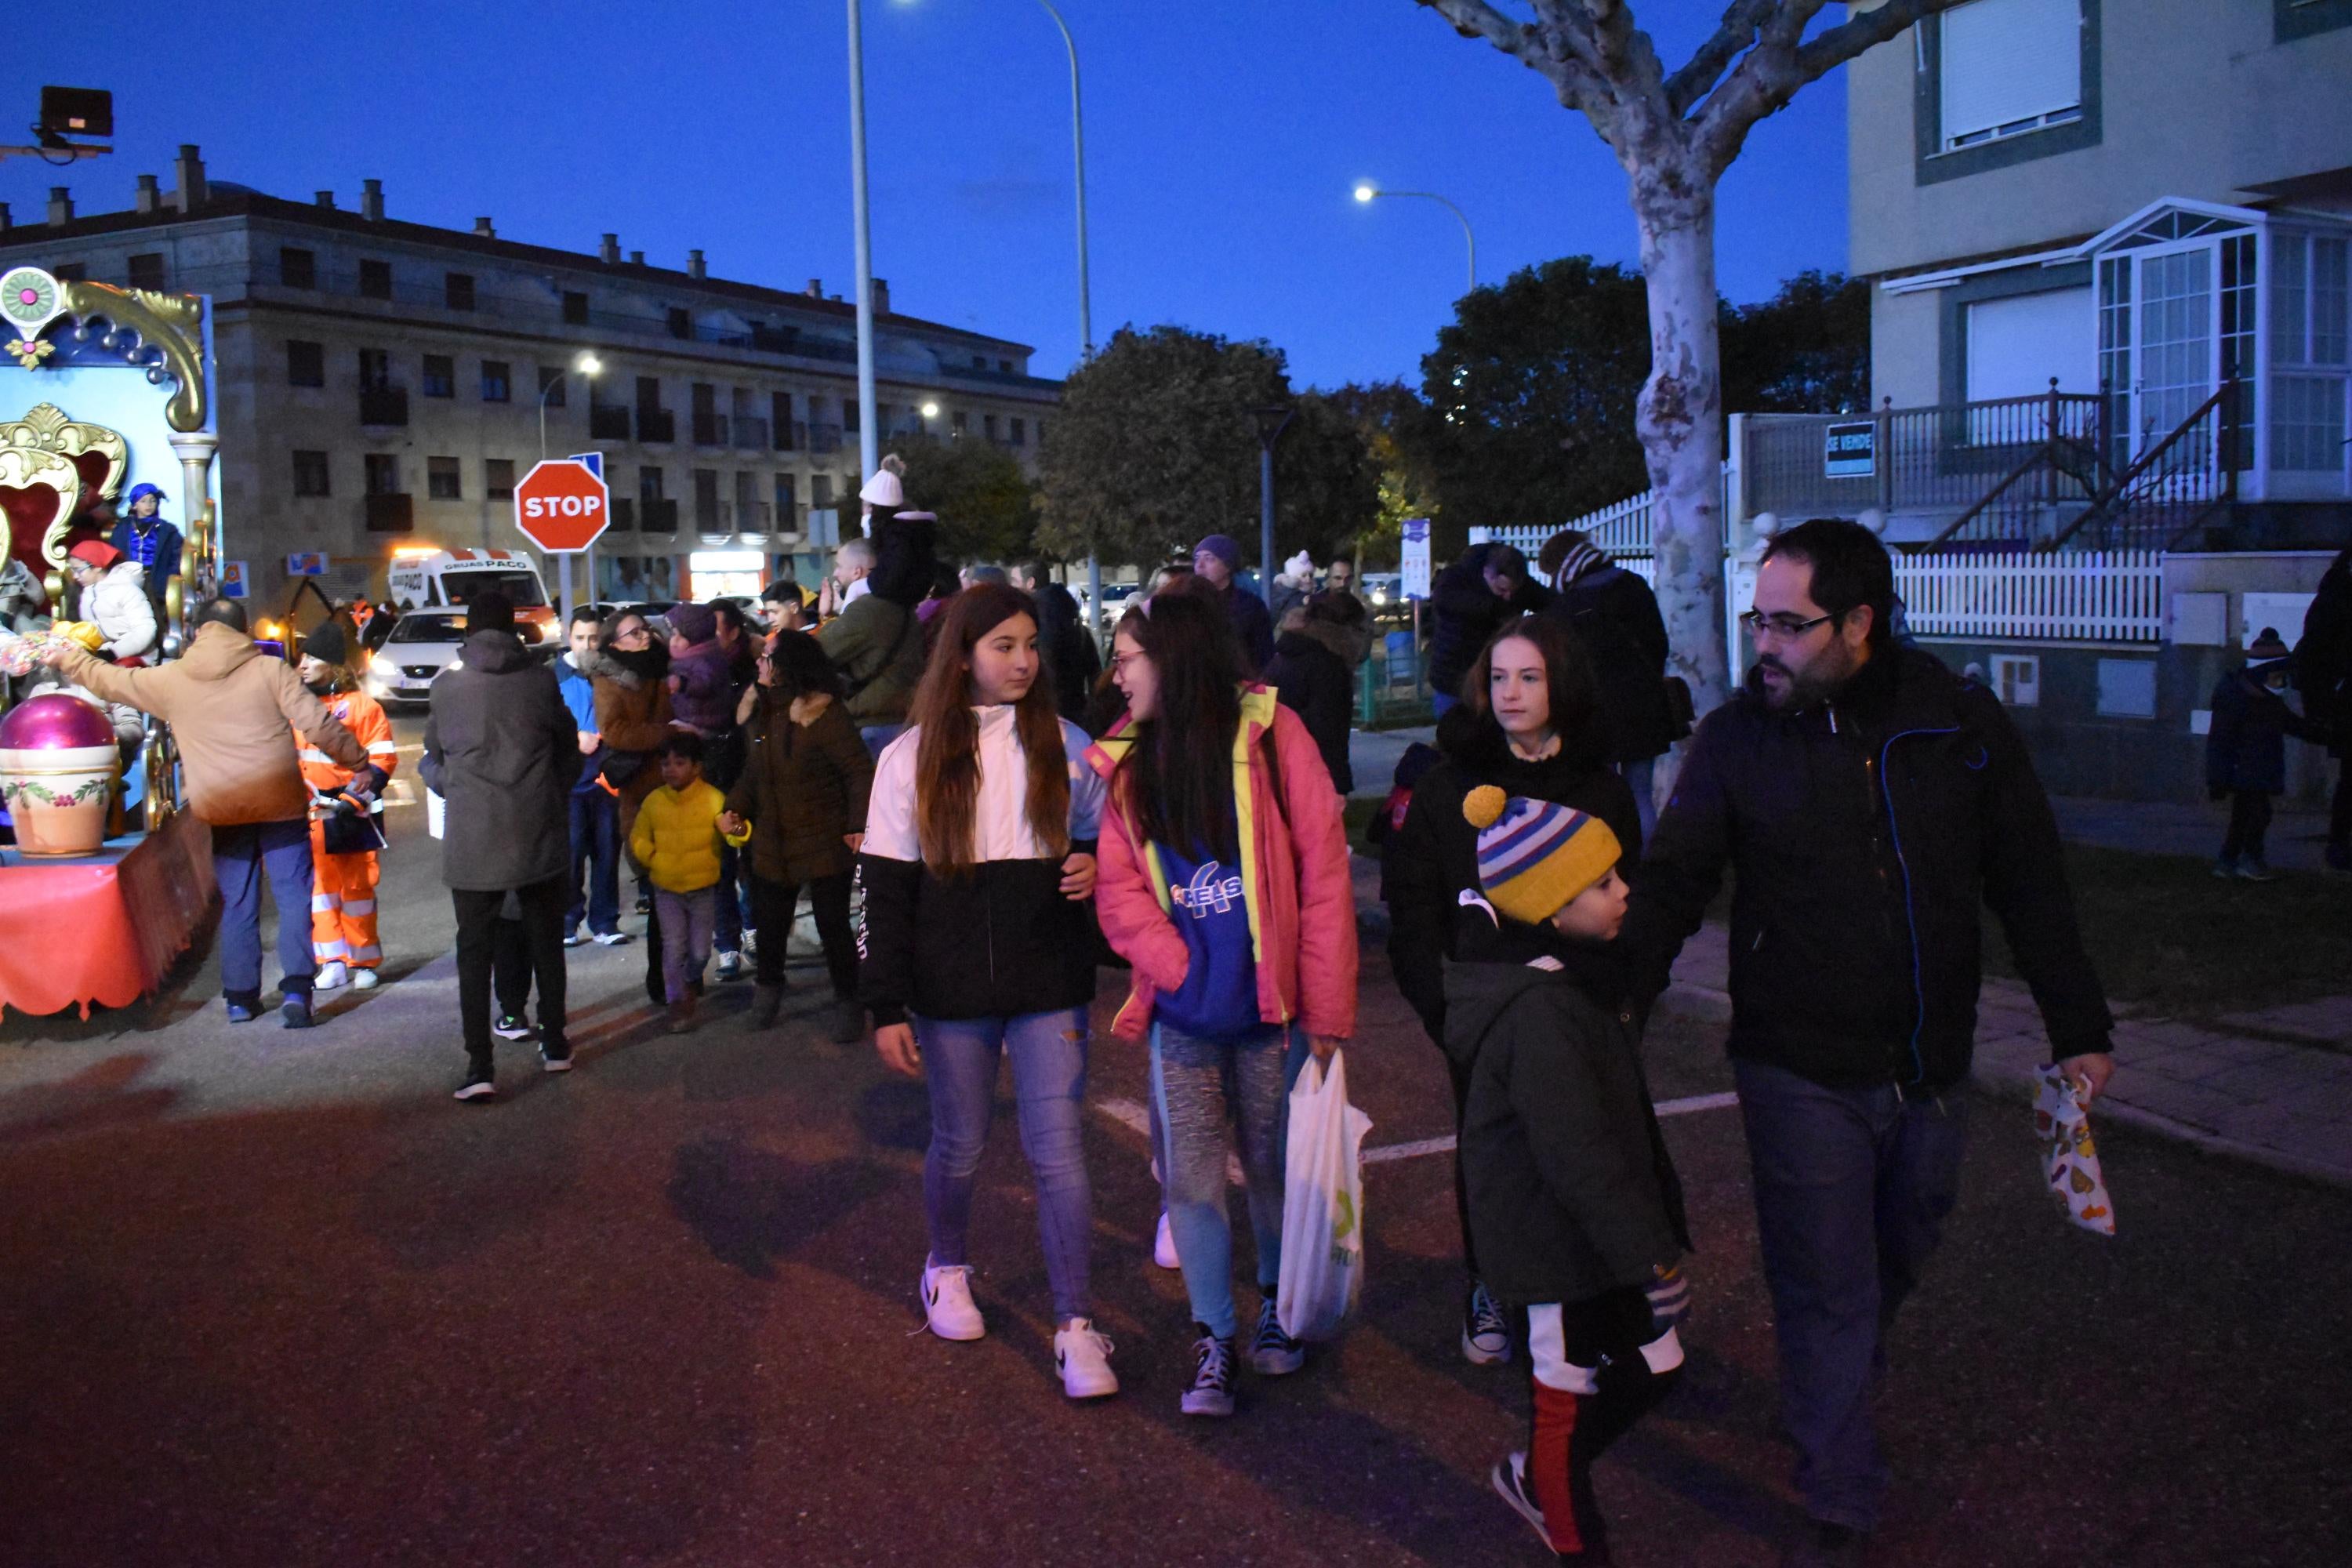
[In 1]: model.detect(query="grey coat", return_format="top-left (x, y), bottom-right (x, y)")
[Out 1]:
top-left (419, 630), bottom-right (575, 891)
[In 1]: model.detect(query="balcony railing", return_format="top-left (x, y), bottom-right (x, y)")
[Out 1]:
top-left (358, 387), bottom-right (410, 426)
top-left (364, 492), bottom-right (414, 532)
top-left (807, 422), bottom-right (844, 455)
top-left (589, 405), bottom-right (633, 441)
top-left (691, 412), bottom-right (729, 447)
top-left (612, 497), bottom-right (636, 531)
top-left (733, 416), bottom-right (771, 450)
top-left (637, 498), bottom-right (680, 533)
top-left (637, 408), bottom-right (677, 444)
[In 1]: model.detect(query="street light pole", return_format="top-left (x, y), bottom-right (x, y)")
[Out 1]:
top-left (1352, 184), bottom-right (1477, 296)
top-left (848, 0), bottom-right (880, 483)
top-left (1254, 406), bottom-right (1294, 607)
top-left (1033, 0), bottom-right (1104, 637)
top-left (538, 352), bottom-right (601, 459)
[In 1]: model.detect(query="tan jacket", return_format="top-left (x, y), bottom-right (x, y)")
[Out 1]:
top-left (60, 621), bottom-right (367, 826)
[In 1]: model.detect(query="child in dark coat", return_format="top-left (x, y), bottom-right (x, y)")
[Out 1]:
top-left (1444, 785), bottom-right (1690, 1564)
top-left (2207, 628), bottom-right (2313, 881)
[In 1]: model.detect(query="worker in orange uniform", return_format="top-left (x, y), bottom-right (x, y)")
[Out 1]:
top-left (297, 622), bottom-right (398, 991)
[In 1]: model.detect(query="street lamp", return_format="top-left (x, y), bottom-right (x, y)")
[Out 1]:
top-left (1353, 183), bottom-right (1477, 296)
top-left (920, 400), bottom-right (940, 424)
top-left (848, 1), bottom-right (880, 482)
top-left (1032, 0), bottom-right (1105, 636)
top-left (539, 350), bottom-right (601, 459)
top-left (1253, 405), bottom-right (1294, 606)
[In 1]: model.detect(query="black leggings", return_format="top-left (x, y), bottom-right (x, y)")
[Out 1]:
top-left (2221, 789), bottom-right (2274, 863)
top-left (748, 870), bottom-right (857, 997)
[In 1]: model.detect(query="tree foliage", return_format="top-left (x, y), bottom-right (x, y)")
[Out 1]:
top-left (1721, 269), bottom-right (1870, 416)
top-left (1036, 325), bottom-right (1377, 570)
top-left (895, 434), bottom-right (1038, 566)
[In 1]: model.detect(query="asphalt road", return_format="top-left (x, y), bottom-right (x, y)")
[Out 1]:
top-left (2, 717), bottom-right (2349, 1566)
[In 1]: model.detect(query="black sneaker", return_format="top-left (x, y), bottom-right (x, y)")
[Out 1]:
top-left (561, 927), bottom-right (587, 949)
top-left (1780, 1520), bottom-right (1867, 1568)
top-left (492, 1014), bottom-right (535, 1041)
top-left (1250, 1298), bottom-right (1305, 1377)
top-left (453, 1072), bottom-right (496, 1103)
top-left (1181, 1327), bottom-right (1236, 1417)
top-left (1463, 1281), bottom-right (1512, 1365)
top-left (539, 1044), bottom-right (574, 1074)
top-left (1490, 1452), bottom-right (1553, 1552)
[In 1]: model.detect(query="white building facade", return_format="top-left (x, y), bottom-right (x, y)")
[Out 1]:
top-left (0, 148), bottom-right (1059, 608)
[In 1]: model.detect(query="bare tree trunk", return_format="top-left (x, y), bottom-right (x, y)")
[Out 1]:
top-left (1632, 171), bottom-right (1730, 720)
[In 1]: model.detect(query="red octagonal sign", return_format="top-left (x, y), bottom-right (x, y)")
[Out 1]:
top-left (514, 459), bottom-right (612, 554)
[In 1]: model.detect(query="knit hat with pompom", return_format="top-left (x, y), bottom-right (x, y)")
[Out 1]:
top-left (1462, 784), bottom-right (1622, 927)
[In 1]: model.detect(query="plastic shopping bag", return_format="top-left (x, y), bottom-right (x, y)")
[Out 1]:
top-left (2035, 1065), bottom-right (2116, 1236)
top-left (1276, 1047), bottom-right (1374, 1341)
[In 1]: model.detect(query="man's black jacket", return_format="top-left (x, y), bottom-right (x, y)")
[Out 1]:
top-left (1623, 645), bottom-right (2111, 1091)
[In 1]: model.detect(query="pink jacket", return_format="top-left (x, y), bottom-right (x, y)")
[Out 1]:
top-left (1087, 686), bottom-right (1359, 1043)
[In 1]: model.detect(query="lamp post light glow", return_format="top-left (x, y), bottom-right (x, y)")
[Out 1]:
top-left (540, 350), bottom-right (603, 459)
top-left (1352, 183), bottom-right (1477, 295)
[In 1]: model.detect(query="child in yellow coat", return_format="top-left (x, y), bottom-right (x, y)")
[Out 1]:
top-left (630, 731), bottom-right (750, 1031)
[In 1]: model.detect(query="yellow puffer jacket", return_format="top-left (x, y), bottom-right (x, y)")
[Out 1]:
top-left (628, 779), bottom-right (749, 894)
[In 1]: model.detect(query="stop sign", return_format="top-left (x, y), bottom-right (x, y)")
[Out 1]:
top-left (513, 459), bottom-right (611, 553)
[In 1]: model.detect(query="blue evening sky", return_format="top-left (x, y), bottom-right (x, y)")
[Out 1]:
top-left (6, 1), bottom-right (1852, 391)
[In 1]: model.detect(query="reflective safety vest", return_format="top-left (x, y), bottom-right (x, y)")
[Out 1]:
top-left (299, 686), bottom-right (398, 804)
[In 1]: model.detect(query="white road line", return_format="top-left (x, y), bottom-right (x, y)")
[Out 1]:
top-left (1095, 1089), bottom-right (1741, 1171)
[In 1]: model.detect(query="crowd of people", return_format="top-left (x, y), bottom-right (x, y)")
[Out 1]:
top-left (75, 503), bottom-right (2352, 1568)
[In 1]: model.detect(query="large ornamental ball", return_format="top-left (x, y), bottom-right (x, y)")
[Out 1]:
top-left (0, 692), bottom-right (116, 751)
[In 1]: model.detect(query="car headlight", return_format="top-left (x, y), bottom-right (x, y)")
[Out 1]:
top-left (445, 657), bottom-right (463, 672)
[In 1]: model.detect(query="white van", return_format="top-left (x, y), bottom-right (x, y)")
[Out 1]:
top-left (385, 547), bottom-right (557, 643)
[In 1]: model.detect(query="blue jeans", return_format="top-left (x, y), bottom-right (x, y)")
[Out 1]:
top-left (567, 789), bottom-right (622, 937)
top-left (1621, 755), bottom-right (1657, 846)
top-left (713, 840), bottom-right (742, 952)
top-left (654, 887), bottom-right (716, 1004)
top-left (212, 818), bottom-right (317, 1004)
top-left (1150, 1021), bottom-right (1308, 1339)
top-left (916, 1007), bottom-right (1093, 1323)
top-left (1734, 1058), bottom-right (1969, 1532)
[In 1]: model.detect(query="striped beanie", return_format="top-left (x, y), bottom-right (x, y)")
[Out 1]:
top-left (1462, 784), bottom-right (1623, 927)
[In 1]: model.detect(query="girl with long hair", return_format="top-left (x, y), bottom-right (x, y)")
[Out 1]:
top-left (858, 583), bottom-right (1117, 1400)
top-left (1088, 590), bottom-right (1359, 1418)
top-left (1381, 613), bottom-right (1640, 1369)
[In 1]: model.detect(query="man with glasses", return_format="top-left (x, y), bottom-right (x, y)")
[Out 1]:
top-left (1621, 518), bottom-right (2114, 1568)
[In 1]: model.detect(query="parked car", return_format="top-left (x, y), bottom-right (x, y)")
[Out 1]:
top-left (1074, 582), bottom-right (1142, 622)
top-left (365, 610), bottom-right (470, 708)
top-left (1359, 572), bottom-right (1405, 608)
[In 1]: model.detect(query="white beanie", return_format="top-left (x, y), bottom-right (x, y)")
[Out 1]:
top-left (1283, 550), bottom-right (1315, 583)
top-left (859, 468), bottom-right (904, 508)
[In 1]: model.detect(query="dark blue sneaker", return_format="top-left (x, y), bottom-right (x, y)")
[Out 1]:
top-left (1250, 1298), bottom-right (1304, 1376)
top-left (281, 996), bottom-right (313, 1030)
top-left (225, 999), bottom-right (259, 1023)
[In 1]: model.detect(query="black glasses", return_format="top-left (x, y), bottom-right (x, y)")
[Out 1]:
top-left (1739, 608), bottom-right (1842, 642)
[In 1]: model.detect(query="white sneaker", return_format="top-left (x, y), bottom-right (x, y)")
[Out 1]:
top-left (314, 960), bottom-right (349, 992)
top-left (350, 967), bottom-right (380, 991)
top-left (921, 1262), bottom-right (985, 1341)
top-left (1153, 1210), bottom-right (1179, 1270)
top-left (1054, 1318), bottom-right (1119, 1399)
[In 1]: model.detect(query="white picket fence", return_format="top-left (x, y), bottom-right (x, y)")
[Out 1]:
top-left (1894, 550), bottom-right (2165, 643)
top-left (1472, 463), bottom-right (1733, 561)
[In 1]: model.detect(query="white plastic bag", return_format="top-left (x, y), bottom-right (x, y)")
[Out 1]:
top-left (1276, 1047), bottom-right (1373, 1341)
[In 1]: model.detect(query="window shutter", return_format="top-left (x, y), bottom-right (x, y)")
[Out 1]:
top-left (1941, 0), bottom-right (2082, 147)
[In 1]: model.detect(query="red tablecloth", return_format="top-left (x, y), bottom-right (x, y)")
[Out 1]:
top-left (0, 810), bottom-right (216, 1020)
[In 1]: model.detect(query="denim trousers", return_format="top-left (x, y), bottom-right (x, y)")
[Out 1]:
top-left (213, 818), bottom-right (318, 1004)
top-left (566, 788), bottom-right (622, 937)
top-left (1734, 1058), bottom-right (1969, 1532)
top-left (654, 887), bottom-right (717, 1004)
top-left (916, 1006), bottom-right (1093, 1323)
top-left (1150, 1021), bottom-right (1308, 1340)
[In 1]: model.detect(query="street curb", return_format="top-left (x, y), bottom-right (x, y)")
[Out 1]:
top-left (1966, 1057), bottom-right (2352, 1192)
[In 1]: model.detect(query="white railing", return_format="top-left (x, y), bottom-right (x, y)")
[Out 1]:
top-left (1470, 461), bottom-right (1733, 562)
top-left (1895, 550), bottom-right (2164, 643)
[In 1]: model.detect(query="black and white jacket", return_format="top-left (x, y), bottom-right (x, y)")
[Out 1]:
top-left (856, 707), bottom-right (1105, 1026)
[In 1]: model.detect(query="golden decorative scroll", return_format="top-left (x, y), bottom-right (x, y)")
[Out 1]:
top-left (53, 281), bottom-right (208, 434)
top-left (0, 401), bottom-right (129, 502)
top-left (0, 443), bottom-right (85, 601)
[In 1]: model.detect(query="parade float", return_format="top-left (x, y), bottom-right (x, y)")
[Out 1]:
top-left (0, 263), bottom-right (220, 1018)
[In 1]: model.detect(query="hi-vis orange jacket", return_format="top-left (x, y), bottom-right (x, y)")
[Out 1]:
top-left (300, 685), bottom-right (398, 810)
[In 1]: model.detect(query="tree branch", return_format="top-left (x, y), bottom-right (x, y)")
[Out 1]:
top-left (1417, 0), bottom-right (1614, 114)
top-left (1664, 0), bottom-right (1778, 118)
top-left (1692, 0), bottom-right (1958, 173)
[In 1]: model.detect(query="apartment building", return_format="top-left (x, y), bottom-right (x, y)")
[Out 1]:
top-left (0, 147), bottom-right (1060, 606)
top-left (1848, 0), bottom-right (2351, 547)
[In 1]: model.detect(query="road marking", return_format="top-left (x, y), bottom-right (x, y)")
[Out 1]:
top-left (1094, 1089), bottom-right (1741, 1170)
